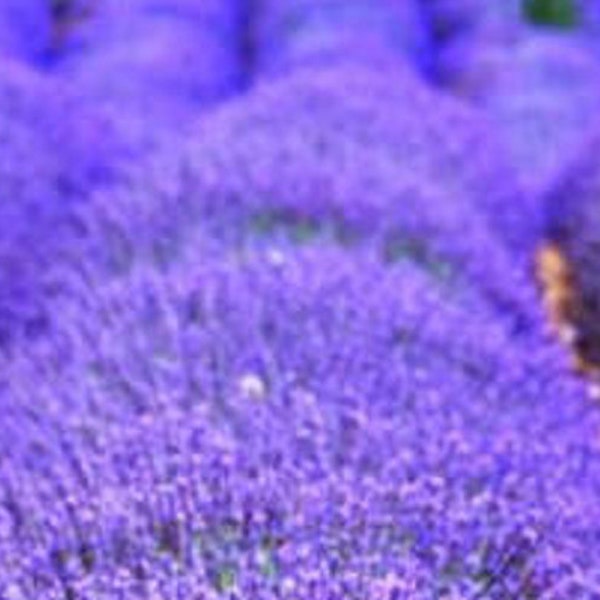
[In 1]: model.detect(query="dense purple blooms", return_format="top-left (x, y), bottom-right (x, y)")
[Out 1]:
top-left (0, 61), bottom-right (543, 351)
top-left (0, 57), bottom-right (127, 345)
top-left (53, 0), bottom-right (245, 140)
top-left (437, 31), bottom-right (600, 250)
top-left (2, 245), bottom-right (599, 598)
top-left (252, 0), bottom-right (433, 76)
top-left (0, 3), bottom-right (599, 598)
top-left (62, 63), bottom-right (536, 328)
top-left (0, 2), bottom-right (245, 347)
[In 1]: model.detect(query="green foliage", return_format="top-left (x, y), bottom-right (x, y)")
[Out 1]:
top-left (524, 0), bottom-right (579, 28)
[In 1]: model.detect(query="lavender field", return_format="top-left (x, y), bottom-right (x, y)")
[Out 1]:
top-left (1, 1), bottom-right (600, 598)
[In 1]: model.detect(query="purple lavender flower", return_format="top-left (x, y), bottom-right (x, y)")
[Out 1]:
top-left (437, 30), bottom-right (600, 252)
top-left (53, 0), bottom-right (245, 140)
top-left (1, 245), bottom-right (598, 598)
top-left (252, 0), bottom-right (433, 76)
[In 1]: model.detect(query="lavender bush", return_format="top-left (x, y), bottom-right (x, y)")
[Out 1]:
top-left (2, 245), bottom-right (599, 598)
top-left (0, 2), bottom-right (598, 598)
top-left (0, 60), bottom-right (543, 350)
top-left (68, 63), bottom-right (535, 325)
top-left (53, 0), bottom-right (245, 140)
top-left (0, 57), bottom-right (128, 346)
top-left (252, 0), bottom-right (433, 76)
top-left (437, 31), bottom-right (600, 251)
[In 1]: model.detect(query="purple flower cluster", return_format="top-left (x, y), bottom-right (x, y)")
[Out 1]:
top-left (428, 0), bottom-right (600, 254)
top-left (63, 63), bottom-right (535, 327)
top-left (424, 0), bottom-right (600, 252)
top-left (2, 245), bottom-right (599, 598)
top-left (0, 56), bottom-right (127, 345)
top-left (52, 0), bottom-right (245, 142)
top-left (0, 58), bottom-right (545, 351)
top-left (2, 1), bottom-right (600, 598)
top-left (253, 0), bottom-right (433, 76)
top-left (437, 31), bottom-right (600, 250)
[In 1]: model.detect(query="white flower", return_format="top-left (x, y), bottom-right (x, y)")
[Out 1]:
top-left (238, 372), bottom-right (267, 400)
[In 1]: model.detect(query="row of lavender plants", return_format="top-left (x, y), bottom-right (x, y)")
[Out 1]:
top-left (1, 1), bottom-right (600, 598)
